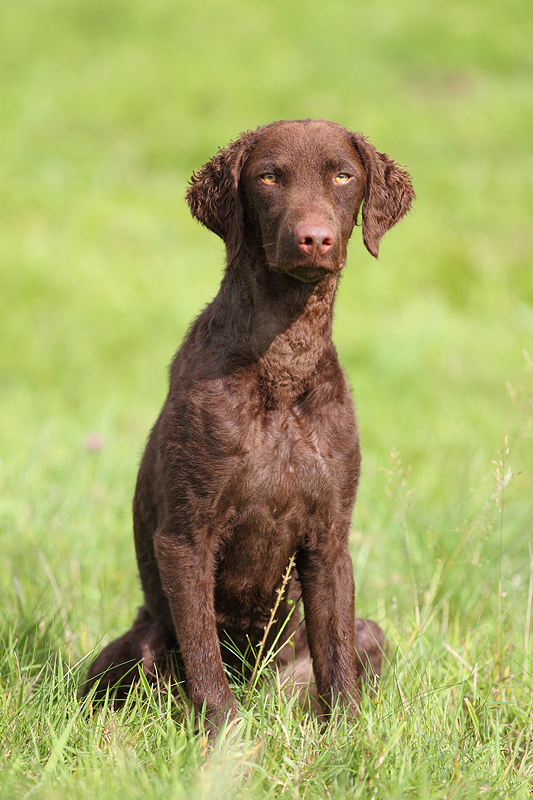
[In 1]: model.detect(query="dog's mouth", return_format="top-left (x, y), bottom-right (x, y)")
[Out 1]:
top-left (283, 265), bottom-right (336, 283)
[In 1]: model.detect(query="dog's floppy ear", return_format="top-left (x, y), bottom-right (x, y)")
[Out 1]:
top-left (186, 132), bottom-right (256, 264)
top-left (351, 133), bottom-right (415, 258)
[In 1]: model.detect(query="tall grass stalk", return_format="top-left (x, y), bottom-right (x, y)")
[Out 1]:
top-left (382, 449), bottom-right (420, 627)
top-left (246, 552), bottom-right (297, 704)
top-left (492, 430), bottom-right (513, 679)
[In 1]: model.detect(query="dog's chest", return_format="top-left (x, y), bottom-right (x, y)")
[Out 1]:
top-left (212, 411), bottom-right (323, 625)
top-left (214, 410), bottom-right (335, 562)
top-left (235, 407), bottom-right (334, 514)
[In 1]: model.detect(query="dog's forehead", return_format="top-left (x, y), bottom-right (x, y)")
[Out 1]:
top-left (248, 120), bottom-right (359, 170)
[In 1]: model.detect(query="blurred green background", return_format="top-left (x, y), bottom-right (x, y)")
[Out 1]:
top-left (1, 0), bottom-right (532, 640)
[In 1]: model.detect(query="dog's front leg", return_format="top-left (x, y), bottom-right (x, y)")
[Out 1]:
top-left (154, 526), bottom-right (237, 732)
top-left (297, 542), bottom-right (359, 717)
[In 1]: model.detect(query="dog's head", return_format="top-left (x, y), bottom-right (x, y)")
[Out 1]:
top-left (186, 119), bottom-right (414, 274)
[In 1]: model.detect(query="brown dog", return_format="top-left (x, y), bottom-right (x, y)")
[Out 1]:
top-left (84, 119), bottom-right (414, 730)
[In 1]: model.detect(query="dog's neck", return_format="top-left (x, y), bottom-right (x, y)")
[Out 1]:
top-left (215, 249), bottom-right (340, 403)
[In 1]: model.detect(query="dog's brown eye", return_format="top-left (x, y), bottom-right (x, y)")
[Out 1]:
top-left (261, 173), bottom-right (277, 184)
top-left (335, 173), bottom-right (351, 184)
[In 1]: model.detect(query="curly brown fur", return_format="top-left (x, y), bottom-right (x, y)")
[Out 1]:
top-left (84, 119), bottom-right (412, 732)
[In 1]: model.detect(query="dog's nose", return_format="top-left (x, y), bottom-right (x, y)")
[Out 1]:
top-left (295, 224), bottom-right (334, 258)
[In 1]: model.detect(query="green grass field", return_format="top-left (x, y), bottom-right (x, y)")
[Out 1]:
top-left (1, 0), bottom-right (533, 796)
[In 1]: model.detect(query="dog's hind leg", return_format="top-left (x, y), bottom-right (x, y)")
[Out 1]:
top-left (82, 605), bottom-right (178, 702)
top-left (354, 618), bottom-right (388, 690)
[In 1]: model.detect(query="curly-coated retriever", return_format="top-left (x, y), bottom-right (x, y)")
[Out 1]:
top-left (84, 119), bottom-right (414, 732)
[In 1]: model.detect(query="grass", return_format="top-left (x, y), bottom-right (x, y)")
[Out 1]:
top-left (1, 0), bottom-right (533, 796)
